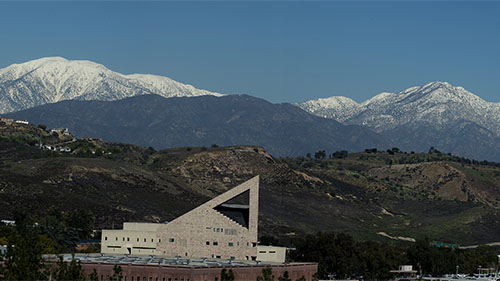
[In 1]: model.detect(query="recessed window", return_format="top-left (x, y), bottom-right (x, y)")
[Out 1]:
top-left (213, 241), bottom-right (218, 246)
top-left (115, 237), bottom-right (118, 241)
top-left (151, 239), bottom-right (154, 242)
top-left (105, 237), bottom-right (108, 241)
top-left (144, 238), bottom-right (146, 242)
top-left (269, 251), bottom-right (276, 254)
top-left (228, 242), bottom-right (233, 247)
top-left (159, 239), bottom-right (161, 243)
top-left (127, 237), bottom-right (130, 241)
top-left (237, 242), bottom-right (239, 246)
top-left (216, 255), bottom-right (221, 259)
top-left (123, 237), bottom-right (125, 241)
top-left (169, 238), bottom-right (175, 243)
top-left (206, 241), bottom-right (210, 245)
top-left (259, 251), bottom-right (266, 253)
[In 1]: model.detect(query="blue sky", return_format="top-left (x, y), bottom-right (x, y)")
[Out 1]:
top-left (0, 1), bottom-right (499, 103)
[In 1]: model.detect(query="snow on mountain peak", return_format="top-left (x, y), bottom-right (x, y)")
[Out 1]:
top-left (296, 81), bottom-right (500, 137)
top-left (0, 57), bottom-right (224, 113)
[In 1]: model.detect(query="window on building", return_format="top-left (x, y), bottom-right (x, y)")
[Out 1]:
top-left (213, 241), bottom-right (218, 246)
top-left (228, 242), bottom-right (233, 247)
top-left (159, 239), bottom-right (161, 243)
top-left (259, 251), bottom-right (266, 253)
top-left (185, 252), bottom-right (188, 256)
top-left (144, 238), bottom-right (146, 242)
top-left (137, 238), bottom-right (139, 242)
top-left (246, 242), bottom-right (249, 246)
top-left (216, 255), bottom-right (221, 259)
top-left (252, 242), bottom-right (257, 247)
top-left (105, 237), bottom-right (107, 241)
top-left (123, 237), bottom-right (125, 241)
top-left (237, 242), bottom-right (239, 246)
top-left (127, 237), bottom-right (130, 241)
top-left (206, 241), bottom-right (210, 245)
top-left (115, 237), bottom-right (118, 241)
top-left (151, 238), bottom-right (154, 242)
top-left (169, 238), bottom-right (174, 243)
top-left (269, 251), bottom-right (276, 253)
top-left (216, 228), bottom-right (220, 232)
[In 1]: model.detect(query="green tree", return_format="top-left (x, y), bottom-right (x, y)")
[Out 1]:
top-left (53, 255), bottom-right (86, 281)
top-left (88, 269), bottom-right (99, 281)
top-left (221, 268), bottom-right (235, 281)
top-left (278, 271), bottom-right (291, 281)
top-left (109, 264), bottom-right (123, 281)
top-left (314, 150), bottom-right (326, 159)
top-left (257, 267), bottom-right (274, 281)
top-left (1, 210), bottom-right (48, 281)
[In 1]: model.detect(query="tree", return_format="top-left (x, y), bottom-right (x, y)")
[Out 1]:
top-left (1, 210), bottom-right (48, 281)
top-left (53, 255), bottom-right (86, 281)
top-left (278, 271), bottom-right (291, 281)
top-left (221, 268), bottom-right (235, 281)
top-left (314, 150), bottom-right (326, 159)
top-left (38, 124), bottom-right (47, 131)
top-left (257, 267), bottom-right (274, 281)
top-left (109, 264), bottom-right (123, 281)
top-left (88, 269), bottom-right (99, 281)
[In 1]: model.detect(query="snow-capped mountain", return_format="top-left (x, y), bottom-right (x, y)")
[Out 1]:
top-left (297, 81), bottom-right (500, 137)
top-left (0, 57), bottom-right (223, 113)
top-left (293, 96), bottom-right (361, 122)
top-left (296, 82), bottom-right (500, 160)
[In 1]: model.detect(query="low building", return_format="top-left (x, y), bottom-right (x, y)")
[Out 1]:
top-left (14, 120), bottom-right (29, 125)
top-left (50, 128), bottom-right (70, 135)
top-left (45, 254), bottom-right (318, 281)
top-left (0, 117), bottom-right (13, 126)
top-left (101, 176), bottom-right (287, 263)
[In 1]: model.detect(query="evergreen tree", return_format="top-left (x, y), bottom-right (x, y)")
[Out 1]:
top-left (1, 210), bottom-right (48, 281)
top-left (257, 267), bottom-right (274, 281)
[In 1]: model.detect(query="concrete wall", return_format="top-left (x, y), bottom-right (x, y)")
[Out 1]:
top-left (257, 246), bottom-right (287, 263)
top-left (101, 230), bottom-right (161, 255)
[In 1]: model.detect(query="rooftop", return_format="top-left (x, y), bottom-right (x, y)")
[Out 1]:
top-left (43, 254), bottom-right (310, 268)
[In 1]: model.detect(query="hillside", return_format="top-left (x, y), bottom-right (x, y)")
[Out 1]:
top-left (1, 124), bottom-right (500, 245)
top-left (8, 94), bottom-right (390, 157)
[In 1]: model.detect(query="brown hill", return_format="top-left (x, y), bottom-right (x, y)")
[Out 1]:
top-left (1, 124), bottom-right (500, 245)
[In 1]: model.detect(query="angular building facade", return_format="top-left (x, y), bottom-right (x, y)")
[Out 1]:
top-left (101, 176), bottom-right (265, 261)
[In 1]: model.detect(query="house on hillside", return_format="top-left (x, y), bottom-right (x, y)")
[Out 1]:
top-left (0, 117), bottom-right (13, 126)
top-left (50, 128), bottom-right (70, 136)
top-left (14, 120), bottom-right (29, 125)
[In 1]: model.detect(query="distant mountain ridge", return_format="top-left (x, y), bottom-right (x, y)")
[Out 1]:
top-left (8, 94), bottom-right (390, 157)
top-left (0, 57), bottom-right (223, 113)
top-left (296, 82), bottom-right (500, 161)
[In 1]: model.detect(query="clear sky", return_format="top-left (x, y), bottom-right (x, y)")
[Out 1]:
top-left (0, 1), bottom-right (499, 103)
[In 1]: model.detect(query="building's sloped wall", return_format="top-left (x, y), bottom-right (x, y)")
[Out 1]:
top-left (156, 176), bottom-right (260, 260)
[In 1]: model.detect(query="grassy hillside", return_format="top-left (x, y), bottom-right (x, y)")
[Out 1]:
top-left (1, 124), bottom-right (500, 245)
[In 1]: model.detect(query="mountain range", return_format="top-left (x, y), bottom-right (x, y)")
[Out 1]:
top-left (9, 94), bottom-right (389, 157)
top-left (1, 57), bottom-right (500, 160)
top-left (0, 57), bottom-right (222, 114)
top-left (296, 82), bottom-right (500, 161)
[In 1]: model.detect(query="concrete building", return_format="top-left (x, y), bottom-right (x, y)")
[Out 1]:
top-left (101, 176), bottom-right (286, 263)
